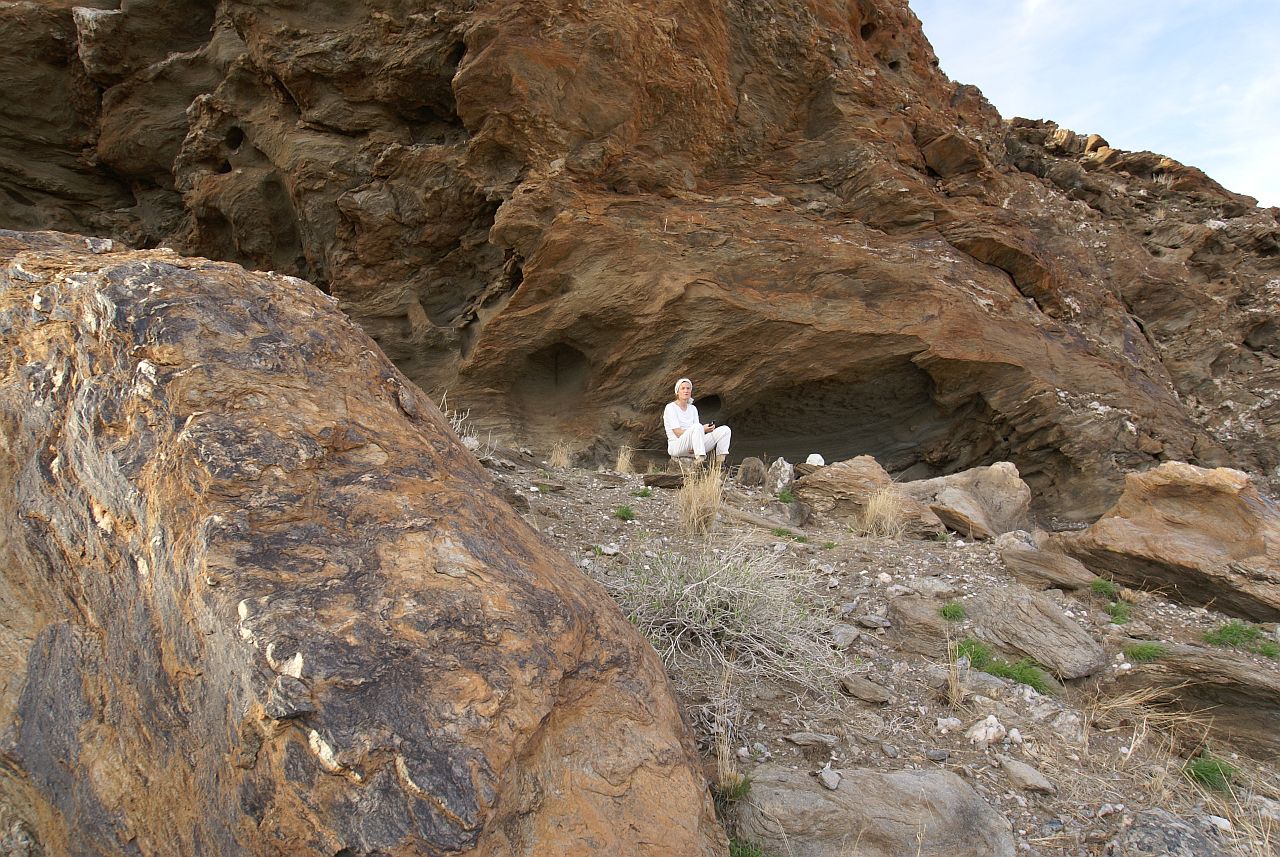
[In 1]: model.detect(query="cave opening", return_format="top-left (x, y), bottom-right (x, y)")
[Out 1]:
top-left (719, 357), bottom-right (987, 476)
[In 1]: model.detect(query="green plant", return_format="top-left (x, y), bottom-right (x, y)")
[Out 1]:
top-left (822, 541), bottom-right (836, 550)
top-left (1123, 642), bottom-right (1169, 663)
top-left (929, 529), bottom-right (954, 543)
top-left (1184, 751), bottom-right (1237, 791)
top-left (712, 773), bottom-right (752, 814)
top-left (955, 637), bottom-right (995, 670)
top-left (1205, 619), bottom-right (1264, 647)
top-left (777, 488), bottom-right (796, 504)
top-left (990, 659), bottom-right (1054, 694)
top-left (940, 601), bottom-right (966, 621)
top-left (771, 527), bottom-right (791, 538)
top-left (1204, 620), bottom-right (1279, 658)
top-left (792, 534), bottom-right (808, 543)
top-left (614, 505), bottom-right (635, 521)
top-left (954, 638), bottom-right (1053, 694)
top-left (729, 839), bottom-right (768, 857)
top-left (1091, 578), bottom-right (1120, 599)
top-left (633, 487), bottom-right (652, 498)
top-left (1106, 601), bottom-right (1132, 624)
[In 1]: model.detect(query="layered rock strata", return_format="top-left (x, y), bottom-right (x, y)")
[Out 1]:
top-left (1, 1), bottom-right (1278, 520)
top-left (0, 231), bottom-right (723, 856)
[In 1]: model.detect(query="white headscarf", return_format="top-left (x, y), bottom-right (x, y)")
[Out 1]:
top-left (673, 377), bottom-right (693, 399)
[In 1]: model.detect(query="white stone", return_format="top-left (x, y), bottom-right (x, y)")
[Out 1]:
top-left (966, 714), bottom-right (1007, 745)
top-left (806, 453), bottom-right (826, 466)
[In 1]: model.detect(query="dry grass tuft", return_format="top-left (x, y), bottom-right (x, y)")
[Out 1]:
top-left (852, 485), bottom-right (907, 539)
top-left (548, 440), bottom-right (573, 469)
top-left (677, 458), bottom-right (724, 535)
top-left (614, 445), bottom-right (635, 474)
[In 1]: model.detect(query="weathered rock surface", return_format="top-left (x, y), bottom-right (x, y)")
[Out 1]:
top-left (968, 591), bottom-right (1106, 679)
top-left (1105, 809), bottom-right (1226, 857)
top-left (3, 1), bottom-right (1278, 523)
top-left (998, 545), bottom-right (1097, 591)
top-left (0, 231), bottom-right (723, 856)
top-left (899, 462), bottom-right (1031, 539)
top-left (1111, 643), bottom-right (1280, 761)
top-left (886, 595), bottom-right (948, 656)
top-left (794, 456), bottom-right (944, 537)
top-left (735, 763), bottom-right (1015, 857)
top-left (1061, 462), bottom-right (1280, 621)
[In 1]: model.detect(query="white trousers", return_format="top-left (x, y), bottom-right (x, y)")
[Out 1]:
top-left (669, 425), bottom-right (732, 458)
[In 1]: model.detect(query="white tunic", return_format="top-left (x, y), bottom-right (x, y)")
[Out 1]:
top-left (663, 401), bottom-right (701, 454)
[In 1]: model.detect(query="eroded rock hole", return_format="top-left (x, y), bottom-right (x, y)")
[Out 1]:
top-left (514, 343), bottom-right (590, 415)
top-left (225, 127), bottom-right (245, 152)
top-left (860, 22), bottom-right (878, 40)
top-left (887, 60), bottom-right (902, 71)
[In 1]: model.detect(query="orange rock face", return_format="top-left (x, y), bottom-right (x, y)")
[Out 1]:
top-left (1, 1), bottom-right (1277, 521)
top-left (0, 231), bottom-right (724, 856)
top-left (1062, 462), bottom-right (1280, 621)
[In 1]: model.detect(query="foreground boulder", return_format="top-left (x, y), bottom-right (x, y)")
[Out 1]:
top-left (899, 462), bottom-right (1031, 539)
top-left (0, 232), bottom-right (724, 856)
top-left (735, 764), bottom-right (1014, 857)
top-left (1060, 462), bottom-right (1280, 621)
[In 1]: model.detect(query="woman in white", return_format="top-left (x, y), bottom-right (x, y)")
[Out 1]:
top-left (663, 378), bottom-right (731, 462)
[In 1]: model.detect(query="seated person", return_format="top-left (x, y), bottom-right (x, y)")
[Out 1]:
top-left (663, 377), bottom-right (731, 462)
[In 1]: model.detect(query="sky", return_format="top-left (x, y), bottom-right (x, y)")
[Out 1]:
top-left (910, 0), bottom-right (1280, 208)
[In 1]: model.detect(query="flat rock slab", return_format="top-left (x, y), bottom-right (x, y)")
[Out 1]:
top-left (968, 591), bottom-right (1106, 679)
top-left (736, 764), bottom-right (1015, 857)
top-left (999, 546), bottom-right (1096, 590)
top-left (0, 232), bottom-right (724, 857)
top-left (1112, 643), bottom-right (1280, 760)
top-left (1061, 462), bottom-right (1280, 621)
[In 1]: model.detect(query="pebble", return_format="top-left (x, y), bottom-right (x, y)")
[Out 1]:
top-left (876, 572), bottom-right (893, 584)
top-left (856, 614), bottom-right (891, 629)
top-left (880, 743), bottom-right (899, 758)
top-left (786, 732), bottom-right (838, 748)
top-left (830, 624), bottom-right (860, 648)
top-left (935, 717), bottom-right (963, 734)
top-left (926, 748), bottom-right (950, 762)
top-left (817, 768), bottom-right (841, 790)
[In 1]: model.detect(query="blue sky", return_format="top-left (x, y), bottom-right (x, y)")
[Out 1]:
top-left (910, 0), bottom-right (1280, 208)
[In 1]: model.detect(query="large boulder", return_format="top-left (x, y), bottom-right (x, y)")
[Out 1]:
top-left (735, 764), bottom-right (1015, 857)
top-left (968, 591), bottom-right (1106, 679)
top-left (0, 232), bottom-right (724, 856)
top-left (1111, 643), bottom-right (1280, 761)
top-left (1060, 462), bottom-right (1280, 621)
top-left (794, 456), bottom-right (944, 537)
top-left (899, 462), bottom-right (1032, 539)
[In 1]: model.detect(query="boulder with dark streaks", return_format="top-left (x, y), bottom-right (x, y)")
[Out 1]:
top-left (0, 230), bottom-right (724, 857)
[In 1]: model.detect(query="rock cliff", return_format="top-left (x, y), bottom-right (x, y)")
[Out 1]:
top-left (1, 0), bottom-right (1277, 522)
top-left (0, 230), bottom-right (724, 856)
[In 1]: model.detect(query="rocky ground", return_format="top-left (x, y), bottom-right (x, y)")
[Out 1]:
top-left (480, 445), bottom-right (1280, 857)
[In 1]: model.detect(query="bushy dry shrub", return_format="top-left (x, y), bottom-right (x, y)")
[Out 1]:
top-left (615, 445), bottom-right (635, 474)
top-left (588, 542), bottom-right (844, 739)
top-left (852, 485), bottom-right (907, 538)
top-left (548, 440), bottom-right (573, 469)
top-left (676, 459), bottom-right (723, 534)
